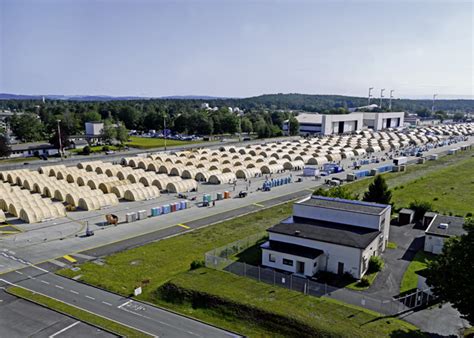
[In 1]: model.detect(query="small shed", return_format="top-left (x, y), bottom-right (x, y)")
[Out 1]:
top-left (398, 209), bottom-right (415, 225)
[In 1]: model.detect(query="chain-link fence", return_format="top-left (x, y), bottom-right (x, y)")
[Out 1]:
top-left (205, 235), bottom-right (434, 316)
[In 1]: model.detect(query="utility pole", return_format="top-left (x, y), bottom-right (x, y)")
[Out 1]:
top-left (379, 89), bottom-right (385, 109)
top-left (57, 119), bottom-right (63, 160)
top-left (431, 94), bottom-right (437, 115)
top-left (389, 90), bottom-right (395, 111)
top-left (163, 115), bottom-right (167, 151)
top-left (368, 87), bottom-right (374, 105)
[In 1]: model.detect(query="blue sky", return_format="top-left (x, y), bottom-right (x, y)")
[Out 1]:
top-left (1, 0), bottom-right (472, 98)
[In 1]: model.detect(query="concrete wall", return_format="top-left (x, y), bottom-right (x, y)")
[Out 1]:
top-left (85, 122), bottom-right (104, 136)
top-left (424, 234), bottom-right (445, 254)
top-left (293, 201), bottom-right (385, 231)
top-left (363, 112), bottom-right (405, 130)
top-left (267, 233), bottom-right (363, 278)
top-left (321, 113), bottom-right (364, 135)
top-left (262, 247), bottom-right (320, 276)
top-left (360, 235), bottom-right (383, 275)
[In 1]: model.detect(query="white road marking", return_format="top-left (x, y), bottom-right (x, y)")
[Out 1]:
top-left (85, 295), bottom-right (95, 300)
top-left (101, 301), bottom-right (112, 306)
top-left (55, 285), bottom-right (64, 290)
top-left (14, 271), bottom-right (23, 275)
top-left (48, 321), bottom-right (80, 338)
top-left (70, 290), bottom-right (79, 295)
top-left (117, 299), bottom-right (132, 308)
top-left (40, 280), bottom-right (50, 285)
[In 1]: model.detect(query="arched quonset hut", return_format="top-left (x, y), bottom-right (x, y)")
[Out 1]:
top-left (195, 170), bottom-right (220, 183)
top-left (283, 160), bottom-right (304, 171)
top-left (181, 168), bottom-right (201, 180)
top-left (78, 193), bottom-right (119, 211)
top-left (19, 203), bottom-right (66, 223)
top-left (138, 173), bottom-right (168, 187)
top-left (260, 164), bottom-right (284, 174)
top-left (166, 180), bottom-right (198, 193)
top-left (97, 179), bottom-right (132, 194)
top-left (111, 183), bottom-right (144, 199)
top-left (208, 172), bottom-right (237, 185)
top-left (65, 189), bottom-right (103, 207)
top-left (123, 186), bottom-right (160, 201)
top-left (169, 165), bottom-right (188, 177)
top-left (235, 168), bottom-right (261, 179)
top-left (151, 176), bottom-right (183, 191)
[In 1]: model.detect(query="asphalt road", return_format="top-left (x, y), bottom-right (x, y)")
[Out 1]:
top-left (0, 266), bottom-right (239, 338)
top-left (0, 288), bottom-right (115, 338)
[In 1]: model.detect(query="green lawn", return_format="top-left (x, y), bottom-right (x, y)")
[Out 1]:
top-left (125, 136), bottom-right (201, 149)
top-left (344, 149), bottom-right (474, 217)
top-left (387, 242), bottom-right (398, 249)
top-left (400, 251), bottom-right (435, 294)
top-left (0, 156), bottom-right (39, 164)
top-left (7, 286), bottom-right (152, 338)
top-left (346, 271), bottom-right (379, 291)
top-left (69, 145), bottom-right (120, 154)
top-left (58, 202), bottom-right (293, 299)
top-left (156, 268), bottom-right (423, 337)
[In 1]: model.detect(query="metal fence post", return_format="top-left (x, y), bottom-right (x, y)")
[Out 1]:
top-left (258, 266), bottom-right (261, 282)
top-left (244, 262), bottom-right (246, 277)
top-left (273, 270), bottom-right (276, 286)
top-left (290, 275), bottom-right (293, 290)
top-left (325, 283), bottom-right (327, 295)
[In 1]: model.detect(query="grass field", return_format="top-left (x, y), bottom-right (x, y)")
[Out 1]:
top-left (125, 136), bottom-right (200, 149)
top-left (0, 156), bottom-right (38, 164)
top-left (7, 286), bottom-right (152, 338)
top-left (58, 203), bottom-right (293, 299)
top-left (400, 251), bottom-right (434, 294)
top-left (345, 149), bottom-right (474, 217)
top-left (157, 268), bottom-right (423, 337)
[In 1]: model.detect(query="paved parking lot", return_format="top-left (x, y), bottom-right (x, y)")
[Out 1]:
top-left (0, 289), bottom-right (115, 338)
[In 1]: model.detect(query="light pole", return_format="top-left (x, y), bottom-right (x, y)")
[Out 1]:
top-left (431, 94), bottom-right (437, 115)
top-left (163, 115), bottom-right (167, 151)
top-left (379, 89), bottom-right (385, 109)
top-left (389, 90), bottom-right (395, 111)
top-left (368, 87), bottom-right (374, 105)
top-left (57, 119), bottom-right (63, 160)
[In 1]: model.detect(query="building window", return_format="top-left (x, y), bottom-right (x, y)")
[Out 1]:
top-left (269, 254), bottom-right (276, 263)
top-left (282, 258), bottom-right (293, 266)
top-left (313, 262), bottom-right (318, 268)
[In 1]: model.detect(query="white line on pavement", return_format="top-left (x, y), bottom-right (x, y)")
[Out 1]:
top-left (49, 321), bottom-right (80, 338)
top-left (14, 271), bottom-right (23, 275)
top-left (40, 280), bottom-right (50, 285)
top-left (70, 290), bottom-right (79, 295)
top-left (55, 285), bottom-right (64, 290)
top-left (102, 301), bottom-right (112, 306)
top-left (85, 295), bottom-right (95, 300)
top-left (117, 300), bottom-right (132, 308)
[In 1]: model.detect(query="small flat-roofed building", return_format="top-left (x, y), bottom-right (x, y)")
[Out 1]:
top-left (398, 208), bottom-right (415, 225)
top-left (424, 214), bottom-right (466, 254)
top-left (362, 112), bottom-right (405, 130)
top-left (282, 113), bottom-right (363, 136)
top-left (261, 195), bottom-right (391, 279)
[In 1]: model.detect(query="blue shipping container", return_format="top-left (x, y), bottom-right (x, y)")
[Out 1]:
top-left (162, 204), bottom-right (171, 214)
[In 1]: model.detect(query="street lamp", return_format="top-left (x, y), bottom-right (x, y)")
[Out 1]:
top-left (368, 87), bottom-right (374, 105)
top-left (432, 94), bottom-right (438, 115)
top-left (163, 115), bottom-right (167, 151)
top-left (57, 119), bottom-right (63, 160)
top-left (380, 89), bottom-right (385, 109)
top-left (389, 90), bottom-right (395, 111)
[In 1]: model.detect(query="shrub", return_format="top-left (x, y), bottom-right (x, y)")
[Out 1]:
top-left (466, 213), bottom-right (473, 218)
top-left (358, 276), bottom-right (370, 287)
top-left (368, 256), bottom-right (384, 273)
top-left (190, 260), bottom-right (205, 270)
top-left (433, 197), bottom-right (438, 201)
top-left (102, 145), bottom-right (110, 152)
top-left (408, 200), bottom-right (433, 221)
top-left (82, 146), bottom-right (91, 155)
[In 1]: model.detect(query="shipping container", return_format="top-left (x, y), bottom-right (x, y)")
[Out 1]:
top-left (137, 210), bottom-right (147, 220)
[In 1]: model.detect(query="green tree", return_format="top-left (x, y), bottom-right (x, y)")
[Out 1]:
top-left (240, 117), bottom-right (253, 133)
top-left (362, 175), bottom-right (392, 205)
top-left (9, 113), bottom-right (45, 142)
top-left (0, 136), bottom-right (11, 157)
top-left (82, 110), bottom-right (102, 123)
top-left (408, 200), bottom-right (433, 221)
top-left (101, 121), bottom-right (117, 144)
top-left (452, 112), bottom-right (465, 122)
top-left (288, 116), bottom-right (299, 136)
top-left (115, 124), bottom-right (129, 144)
top-left (425, 218), bottom-right (474, 324)
top-left (314, 186), bottom-right (358, 200)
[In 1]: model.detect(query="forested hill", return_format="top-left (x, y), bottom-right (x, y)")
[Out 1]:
top-left (1, 93), bottom-right (473, 113)
top-left (208, 93), bottom-right (474, 113)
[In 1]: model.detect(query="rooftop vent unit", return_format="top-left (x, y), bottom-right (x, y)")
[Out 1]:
top-left (294, 230), bottom-right (301, 236)
top-left (438, 223), bottom-right (449, 229)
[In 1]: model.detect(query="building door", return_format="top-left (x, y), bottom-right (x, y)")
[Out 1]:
top-left (338, 121), bottom-right (344, 134)
top-left (386, 118), bottom-right (392, 128)
top-left (296, 261), bottom-right (305, 274)
top-left (337, 262), bottom-right (344, 275)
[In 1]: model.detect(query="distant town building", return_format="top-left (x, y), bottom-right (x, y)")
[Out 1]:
top-left (9, 142), bottom-right (58, 158)
top-left (362, 112), bottom-right (405, 130)
top-left (261, 196), bottom-right (391, 279)
top-left (85, 122), bottom-right (104, 136)
top-left (283, 112), bottom-right (364, 136)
